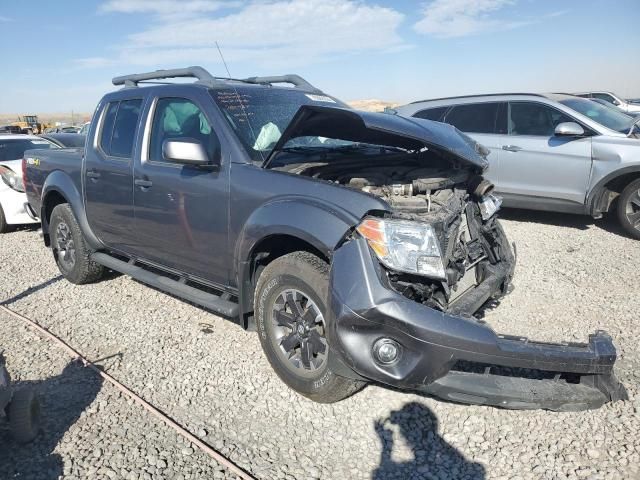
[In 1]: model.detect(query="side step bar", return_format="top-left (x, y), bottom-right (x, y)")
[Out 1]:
top-left (91, 252), bottom-right (239, 318)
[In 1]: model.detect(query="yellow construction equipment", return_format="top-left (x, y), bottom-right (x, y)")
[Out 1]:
top-left (10, 115), bottom-right (52, 134)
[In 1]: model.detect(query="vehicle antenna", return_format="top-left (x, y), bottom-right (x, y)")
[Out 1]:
top-left (215, 41), bottom-right (258, 148)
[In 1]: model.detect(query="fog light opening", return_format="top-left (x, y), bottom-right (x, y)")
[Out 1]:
top-left (373, 338), bottom-right (401, 365)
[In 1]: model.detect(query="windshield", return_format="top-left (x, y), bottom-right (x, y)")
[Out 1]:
top-left (210, 86), bottom-right (351, 162)
top-left (560, 97), bottom-right (635, 134)
top-left (0, 138), bottom-right (58, 161)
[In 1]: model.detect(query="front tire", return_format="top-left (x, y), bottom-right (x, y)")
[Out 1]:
top-left (254, 251), bottom-right (363, 403)
top-left (616, 179), bottom-right (640, 240)
top-left (49, 204), bottom-right (104, 284)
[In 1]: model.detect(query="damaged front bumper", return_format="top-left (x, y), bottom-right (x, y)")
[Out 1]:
top-left (327, 237), bottom-right (627, 411)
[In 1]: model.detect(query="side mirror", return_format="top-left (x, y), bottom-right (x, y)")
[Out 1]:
top-left (162, 138), bottom-right (220, 168)
top-left (611, 99), bottom-right (621, 106)
top-left (554, 122), bottom-right (585, 137)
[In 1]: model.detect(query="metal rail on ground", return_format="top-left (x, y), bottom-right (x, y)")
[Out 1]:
top-left (0, 304), bottom-right (257, 480)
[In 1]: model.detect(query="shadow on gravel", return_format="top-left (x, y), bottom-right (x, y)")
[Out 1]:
top-left (0, 359), bottom-right (103, 479)
top-left (499, 207), bottom-right (631, 239)
top-left (0, 275), bottom-right (63, 306)
top-left (372, 402), bottom-right (485, 480)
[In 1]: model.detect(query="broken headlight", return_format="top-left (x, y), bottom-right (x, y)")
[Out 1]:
top-left (356, 217), bottom-right (446, 280)
top-left (0, 166), bottom-right (24, 193)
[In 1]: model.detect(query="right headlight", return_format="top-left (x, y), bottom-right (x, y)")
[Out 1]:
top-left (356, 217), bottom-right (446, 280)
top-left (0, 166), bottom-right (25, 193)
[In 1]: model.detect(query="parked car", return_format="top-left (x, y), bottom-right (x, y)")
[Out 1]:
top-left (78, 122), bottom-right (90, 136)
top-left (0, 134), bottom-right (58, 233)
top-left (0, 125), bottom-right (23, 135)
top-left (395, 93), bottom-right (640, 239)
top-left (39, 133), bottom-right (86, 148)
top-left (573, 91), bottom-right (640, 114)
top-left (24, 67), bottom-right (625, 410)
top-left (591, 98), bottom-right (640, 118)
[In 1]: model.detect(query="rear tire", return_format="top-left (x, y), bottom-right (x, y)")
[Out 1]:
top-left (8, 387), bottom-right (40, 443)
top-left (254, 251), bottom-right (364, 403)
top-left (49, 204), bottom-right (104, 284)
top-left (0, 203), bottom-right (9, 234)
top-left (616, 179), bottom-right (640, 240)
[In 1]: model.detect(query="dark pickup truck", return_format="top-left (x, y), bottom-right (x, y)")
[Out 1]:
top-left (23, 66), bottom-right (626, 410)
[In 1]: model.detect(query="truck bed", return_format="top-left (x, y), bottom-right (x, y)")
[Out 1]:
top-left (23, 147), bottom-right (84, 218)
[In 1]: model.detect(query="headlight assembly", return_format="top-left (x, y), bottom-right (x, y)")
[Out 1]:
top-left (356, 217), bottom-right (446, 280)
top-left (0, 166), bottom-right (25, 193)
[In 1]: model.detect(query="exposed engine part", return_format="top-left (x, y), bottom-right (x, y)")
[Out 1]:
top-left (283, 156), bottom-right (507, 313)
top-left (468, 175), bottom-right (495, 199)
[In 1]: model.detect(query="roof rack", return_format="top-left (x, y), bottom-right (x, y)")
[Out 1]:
top-left (112, 66), bottom-right (219, 87)
top-left (242, 75), bottom-right (321, 93)
top-left (112, 66), bottom-right (321, 92)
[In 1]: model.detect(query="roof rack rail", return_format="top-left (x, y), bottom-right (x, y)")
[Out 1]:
top-left (409, 92), bottom-right (547, 104)
top-left (112, 66), bottom-right (221, 88)
top-left (112, 67), bottom-right (322, 93)
top-left (242, 74), bottom-right (321, 93)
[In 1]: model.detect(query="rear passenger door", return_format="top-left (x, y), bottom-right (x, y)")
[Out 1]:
top-left (439, 102), bottom-right (508, 186)
top-left (85, 97), bottom-right (143, 250)
top-left (132, 91), bottom-right (230, 286)
top-left (498, 101), bottom-right (592, 209)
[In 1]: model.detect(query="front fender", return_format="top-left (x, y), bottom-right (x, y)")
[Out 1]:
top-left (41, 171), bottom-right (103, 250)
top-left (234, 196), bottom-right (370, 322)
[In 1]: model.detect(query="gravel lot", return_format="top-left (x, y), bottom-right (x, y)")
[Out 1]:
top-left (1, 209), bottom-right (639, 480)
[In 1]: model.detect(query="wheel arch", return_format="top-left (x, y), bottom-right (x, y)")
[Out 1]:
top-left (41, 171), bottom-right (102, 249)
top-left (234, 199), bottom-right (362, 329)
top-left (587, 166), bottom-right (640, 217)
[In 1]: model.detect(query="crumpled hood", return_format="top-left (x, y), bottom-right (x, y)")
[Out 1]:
top-left (263, 105), bottom-right (489, 170)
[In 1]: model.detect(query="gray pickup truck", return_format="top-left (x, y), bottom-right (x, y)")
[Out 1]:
top-left (23, 67), bottom-right (625, 410)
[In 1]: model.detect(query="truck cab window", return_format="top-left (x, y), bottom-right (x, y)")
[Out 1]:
top-left (99, 99), bottom-right (142, 158)
top-left (149, 98), bottom-right (215, 163)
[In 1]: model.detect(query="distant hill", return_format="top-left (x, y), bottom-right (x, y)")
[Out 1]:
top-left (347, 99), bottom-right (399, 112)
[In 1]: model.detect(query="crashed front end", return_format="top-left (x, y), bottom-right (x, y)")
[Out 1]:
top-left (270, 105), bottom-right (627, 410)
top-left (327, 181), bottom-right (626, 411)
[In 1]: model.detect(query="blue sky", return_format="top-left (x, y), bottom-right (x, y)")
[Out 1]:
top-left (1, 0), bottom-right (639, 113)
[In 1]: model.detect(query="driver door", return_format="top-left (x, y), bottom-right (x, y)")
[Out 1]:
top-left (497, 101), bottom-right (592, 211)
top-left (133, 91), bottom-right (230, 286)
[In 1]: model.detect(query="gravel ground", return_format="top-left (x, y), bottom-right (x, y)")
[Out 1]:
top-left (0, 209), bottom-right (639, 480)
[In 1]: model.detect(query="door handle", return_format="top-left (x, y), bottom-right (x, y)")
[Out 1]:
top-left (134, 179), bottom-right (153, 188)
top-left (86, 170), bottom-right (101, 179)
top-left (502, 145), bottom-right (522, 152)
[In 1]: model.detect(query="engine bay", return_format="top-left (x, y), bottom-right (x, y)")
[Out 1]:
top-left (276, 155), bottom-right (513, 314)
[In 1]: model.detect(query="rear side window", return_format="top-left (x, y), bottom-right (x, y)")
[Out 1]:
top-left (99, 99), bottom-right (142, 158)
top-left (444, 103), bottom-right (503, 134)
top-left (413, 106), bottom-right (448, 122)
top-left (99, 102), bottom-right (118, 154)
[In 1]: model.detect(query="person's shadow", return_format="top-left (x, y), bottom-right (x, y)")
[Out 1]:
top-left (0, 359), bottom-right (103, 479)
top-left (372, 402), bottom-right (485, 480)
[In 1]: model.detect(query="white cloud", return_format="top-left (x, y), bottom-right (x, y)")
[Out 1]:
top-left (100, 0), bottom-right (237, 17)
top-left (0, 15), bottom-right (13, 22)
top-left (88, 0), bottom-right (405, 68)
top-left (413, 0), bottom-right (528, 38)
